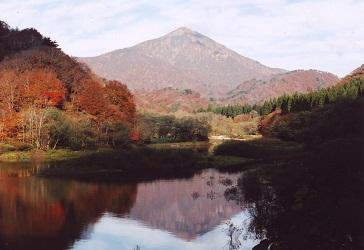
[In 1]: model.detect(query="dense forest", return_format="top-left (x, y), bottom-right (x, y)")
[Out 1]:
top-left (258, 66), bottom-right (364, 142)
top-left (205, 76), bottom-right (363, 117)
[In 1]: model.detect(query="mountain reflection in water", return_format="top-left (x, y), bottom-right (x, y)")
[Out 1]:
top-left (0, 164), bottom-right (254, 250)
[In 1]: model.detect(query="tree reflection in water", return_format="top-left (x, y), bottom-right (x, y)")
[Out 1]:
top-left (225, 138), bottom-right (363, 250)
top-left (0, 164), bottom-right (137, 250)
top-left (224, 221), bottom-right (243, 250)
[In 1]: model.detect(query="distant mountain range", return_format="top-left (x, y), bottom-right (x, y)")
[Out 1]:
top-left (79, 27), bottom-right (341, 112)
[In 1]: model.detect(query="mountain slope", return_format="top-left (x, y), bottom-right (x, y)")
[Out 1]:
top-left (135, 88), bottom-right (208, 114)
top-left (222, 69), bottom-right (340, 104)
top-left (338, 64), bottom-right (364, 85)
top-left (79, 27), bottom-right (285, 98)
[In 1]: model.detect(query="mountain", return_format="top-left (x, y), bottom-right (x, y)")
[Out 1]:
top-left (222, 69), bottom-right (340, 104)
top-left (79, 27), bottom-right (285, 98)
top-left (135, 87), bottom-right (208, 114)
top-left (129, 170), bottom-right (242, 240)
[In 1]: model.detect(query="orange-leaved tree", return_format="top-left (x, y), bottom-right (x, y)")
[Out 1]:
top-left (104, 80), bottom-right (136, 124)
top-left (21, 69), bottom-right (65, 108)
top-left (0, 70), bottom-right (23, 113)
top-left (73, 78), bottom-right (110, 120)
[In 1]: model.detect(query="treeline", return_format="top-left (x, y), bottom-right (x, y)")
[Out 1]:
top-left (0, 21), bottom-right (136, 150)
top-left (202, 104), bottom-right (259, 118)
top-left (262, 96), bottom-right (364, 144)
top-left (260, 78), bottom-right (363, 115)
top-left (0, 21), bottom-right (57, 61)
top-left (136, 114), bottom-right (210, 143)
top-left (204, 78), bottom-right (364, 117)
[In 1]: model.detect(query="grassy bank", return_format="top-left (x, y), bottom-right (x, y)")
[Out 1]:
top-left (0, 148), bottom-right (95, 163)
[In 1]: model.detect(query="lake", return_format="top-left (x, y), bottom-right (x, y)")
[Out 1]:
top-left (0, 163), bottom-right (257, 250)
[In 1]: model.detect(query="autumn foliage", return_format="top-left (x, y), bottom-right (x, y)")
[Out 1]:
top-left (0, 21), bottom-right (136, 149)
top-left (104, 81), bottom-right (136, 122)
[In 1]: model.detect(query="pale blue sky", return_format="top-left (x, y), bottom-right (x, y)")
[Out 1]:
top-left (0, 0), bottom-right (363, 76)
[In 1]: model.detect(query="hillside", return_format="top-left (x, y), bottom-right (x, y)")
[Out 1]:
top-left (135, 88), bottom-right (208, 114)
top-left (79, 27), bottom-right (285, 98)
top-left (0, 20), bottom-right (135, 150)
top-left (222, 69), bottom-right (339, 104)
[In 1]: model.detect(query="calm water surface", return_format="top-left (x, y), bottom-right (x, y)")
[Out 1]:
top-left (0, 163), bottom-right (256, 250)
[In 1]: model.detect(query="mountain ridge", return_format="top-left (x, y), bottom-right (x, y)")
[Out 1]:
top-left (222, 69), bottom-right (339, 104)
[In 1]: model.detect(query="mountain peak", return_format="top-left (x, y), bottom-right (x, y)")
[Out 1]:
top-left (167, 27), bottom-right (198, 37)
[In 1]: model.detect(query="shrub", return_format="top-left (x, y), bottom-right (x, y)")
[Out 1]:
top-left (101, 122), bottom-right (130, 147)
top-left (136, 114), bottom-right (210, 143)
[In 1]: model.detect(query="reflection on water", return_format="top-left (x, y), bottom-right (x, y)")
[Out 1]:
top-left (0, 163), bottom-right (255, 250)
top-left (128, 172), bottom-right (242, 240)
top-left (0, 163), bottom-right (137, 250)
top-left (72, 212), bottom-right (255, 250)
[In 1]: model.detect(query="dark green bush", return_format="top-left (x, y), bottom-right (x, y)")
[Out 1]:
top-left (266, 97), bottom-right (364, 144)
top-left (137, 114), bottom-right (210, 143)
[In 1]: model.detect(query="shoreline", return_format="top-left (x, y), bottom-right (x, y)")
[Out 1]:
top-left (0, 136), bottom-right (262, 164)
top-left (0, 144), bottom-right (257, 180)
top-left (0, 138), bottom-right (302, 180)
